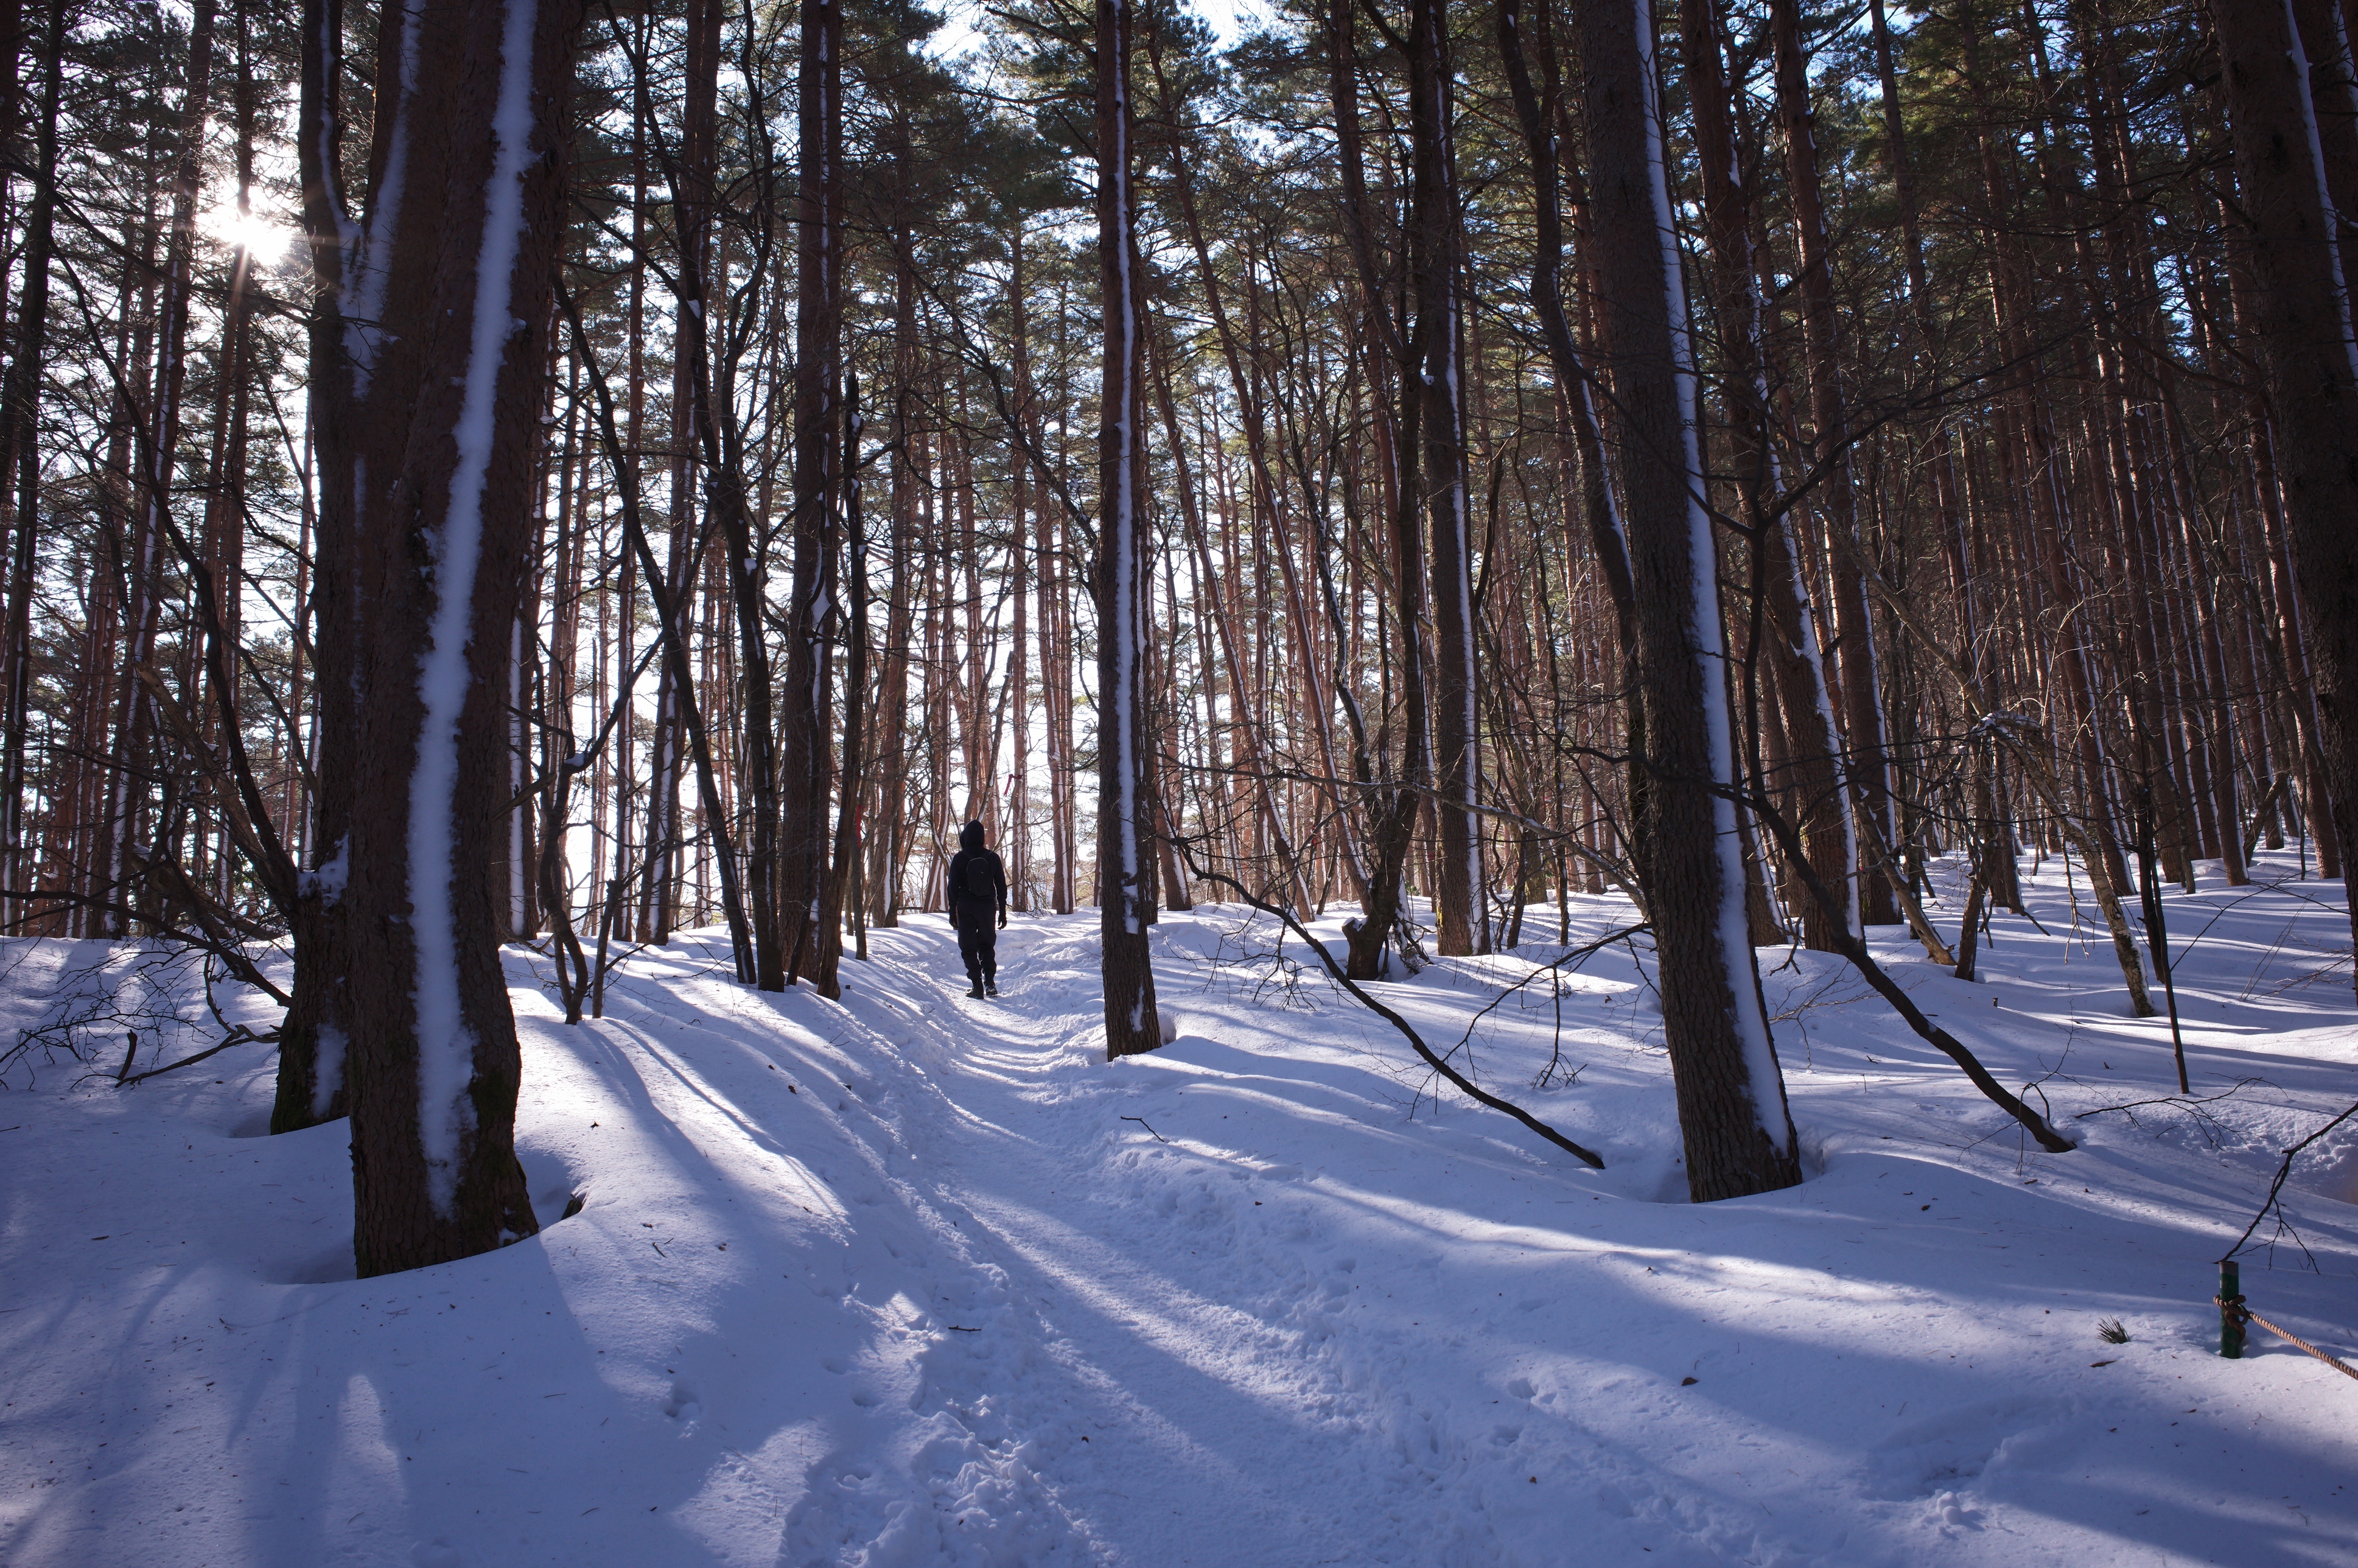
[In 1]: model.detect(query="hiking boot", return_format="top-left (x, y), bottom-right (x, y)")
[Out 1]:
top-left (984, 978), bottom-right (999, 997)
top-left (967, 979), bottom-right (984, 999)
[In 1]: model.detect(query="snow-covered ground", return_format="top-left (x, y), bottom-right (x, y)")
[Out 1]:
top-left (3, 853), bottom-right (2356, 1566)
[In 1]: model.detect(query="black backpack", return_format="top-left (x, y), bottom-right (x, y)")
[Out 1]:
top-left (963, 851), bottom-right (996, 907)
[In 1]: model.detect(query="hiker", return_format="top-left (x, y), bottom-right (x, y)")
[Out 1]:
top-left (946, 819), bottom-right (1009, 997)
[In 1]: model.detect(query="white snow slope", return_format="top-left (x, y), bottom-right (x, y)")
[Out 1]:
top-left (3, 853), bottom-right (2356, 1567)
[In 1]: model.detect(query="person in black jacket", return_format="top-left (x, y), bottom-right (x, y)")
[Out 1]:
top-left (946, 820), bottom-right (1008, 997)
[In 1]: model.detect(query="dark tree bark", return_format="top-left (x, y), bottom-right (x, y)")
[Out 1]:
top-left (101, 0), bottom-right (216, 931)
top-left (0, 0), bottom-right (65, 932)
top-left (1097, 0), bottom-right (1161, 1057)
top-left (1662, 0), bottom-right (1855, 952)
top-left (1573, 0), bottom-right (1801, 1200)
top-left (276, 0), bottom-right (359, 1133)
top-left (2213, 0), bottom-right (2358, 988)
top-left (1767, 0), bottom-right (1900, 926)
top-left (1496, 0), bottom-right (1656, 917)
top-left (1328, 0), bottom-right (1429, 982)
top-left (1407, 0), bottom-right (1486, 957)
top-left (662, 0), bottom-right (780, 990)
top-left (782, 0), bottom-right (842, 989)
top-left (340, 0), bottom-right (584, 1275)
top-left (812, 372), bottom-right (865, 995)
top-left (637, 1), bottom-right (702, 947)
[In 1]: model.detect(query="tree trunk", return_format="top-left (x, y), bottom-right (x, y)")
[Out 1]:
top-left (1768, 0), bottom-right (1900, 925)
top-left (276, 0), bottom-right (359, 1133)
top-left (1407, 0), bottom-right (1486, 957)
top-left (0, 0), bottom-right (65, 933)
top-left (1097, 0), bottom-right (1161, 1057)
top-left (813, 371), bottom-right (864, 996)
top-left (1668, 0), bottom-right (1856, 951)
top-left (2213, 0), bottom-right (2358, 987)
top-left (782, 0), bottom-right (842, 986)
top-left (1329, 0), bottom-right (1429, 981)
top-left (340, 0), bottom-right (583, 1274)
top-left (1575, 0), bottom-right (1800, 1200)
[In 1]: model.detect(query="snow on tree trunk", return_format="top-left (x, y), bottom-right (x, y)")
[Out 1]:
top-left (1767, 0), bottom-right (1898, 927)
top-left (1671, 0), bottom-right (1858, 950)
top-left (1575, 0), bottom-right (1799, 1199)
top-left (276, 0), bottom-right (368, 1135)
top-left (1097, 0), bottom-right (1161, 1058)
top-left (402, 0), bottom-right (540, 1209)
top-left (340, 0), bottom-right (583, 1274)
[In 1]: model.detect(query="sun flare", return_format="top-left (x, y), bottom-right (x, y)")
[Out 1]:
top-left (197, 201), bottom-right (290, 265)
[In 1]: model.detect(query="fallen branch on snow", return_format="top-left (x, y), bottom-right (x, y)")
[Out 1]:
top-left (1170, 839), bottom-right (1606, 1169)
top-left (2223, 1097), bottom-right (2358, 1271)
top-left (2072, 1077), bottom-right (2265, 1149)
top-left (1735, 781), bottom-right (2079, 1153)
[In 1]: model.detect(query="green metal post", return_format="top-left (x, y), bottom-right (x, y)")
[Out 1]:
top-left (2219, 1259), bottom-right (2245, 1359)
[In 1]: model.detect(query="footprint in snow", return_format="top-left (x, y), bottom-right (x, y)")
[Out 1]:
top-left (1871, 1393), bottom-right (2076, 1500)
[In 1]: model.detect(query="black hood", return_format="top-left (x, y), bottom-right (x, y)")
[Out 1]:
top-left (959, 821), bottom-right (985, 852)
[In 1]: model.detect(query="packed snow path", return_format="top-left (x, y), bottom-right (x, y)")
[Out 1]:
top-left (4, 858), bottom-right (2358, 1566)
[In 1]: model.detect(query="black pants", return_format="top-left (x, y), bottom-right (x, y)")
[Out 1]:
top-left (956, 906), bottom-right (998, 981)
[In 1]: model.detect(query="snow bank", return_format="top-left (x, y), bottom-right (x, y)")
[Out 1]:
top-left (2, 855), bottom-right (2354, 1564)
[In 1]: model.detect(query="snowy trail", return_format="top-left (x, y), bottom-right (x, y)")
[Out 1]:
top-left (789, 923), bottom-right (1450, 1566)
top-left (779, 897), bottom-right (2358, 1567)
top-left (4, 859), bottom-right (2358, 1566)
